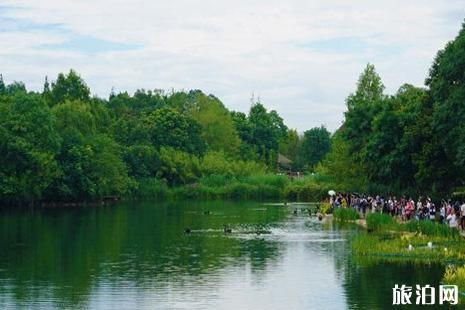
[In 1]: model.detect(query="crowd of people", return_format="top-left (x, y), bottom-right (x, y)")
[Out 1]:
top-left (329, 193), bottom-right (465, 230)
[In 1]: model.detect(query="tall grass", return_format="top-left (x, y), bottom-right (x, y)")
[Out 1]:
top-left (405, 220), bottom-right (459, 238)
top-left (132, 178), bottom-right (169, 199)
top-left (365, 213), bottom-right (398, 231)
top-left (444, 265), bottom-right (465, 293)
top-left (168, 174), bottom-right (287, 200)
top-left (333, 208), bottom-right (359, 222)
top-left (283, 176), bottom-right (330, 201)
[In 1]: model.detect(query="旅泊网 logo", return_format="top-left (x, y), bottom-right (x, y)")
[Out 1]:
top-left (392, 284), bottom-right (458, 305)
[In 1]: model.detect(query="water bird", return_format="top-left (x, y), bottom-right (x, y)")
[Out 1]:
top-left (427, 241), bottom-right (433, 249)
top-left (317, 214), bottom-right (323, 221)
top-left (408, 244), bottom-right (413, 251)
top-left (203, 210), bottom-right (211, 215)
top-left (293, 209), bottom-right (298, 215)
top-left (184, 228), bottom-right (192, 234)
top-left (224, 226), bottom-right (232, 234)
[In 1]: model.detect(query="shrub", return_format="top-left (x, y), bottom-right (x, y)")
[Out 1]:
top-left (333, 207), bottom-right (359, 221)
top-left (199, 174), bottom-right (232, 187)
top-left (366, 213), bottom-right (397, 231)
top-left (133, 178), bottom-right (169, 200)
top-left (405, 220), bottom-right (459, 238)
top-left (283, 181), bottom-right (328, 201)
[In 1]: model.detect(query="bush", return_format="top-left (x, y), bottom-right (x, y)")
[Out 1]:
top-left (366, 213), bottom-right (397, 231)
top-left (199, 174), bottom-right (232, 187)
top-left (333, 207), bottom-right (359, 221)
top-left (225, 183), bottom-right (258, 200)
top-left (199, 151), bottom-right (266, 177)
top-left (405, 220), bottom-right (459, 238)
top-left (283, 181), bottom-right (328, 201)
top-left (133, 178), bottom-right (169, 200)
top-left (242, 174), bottom-right (288, 188)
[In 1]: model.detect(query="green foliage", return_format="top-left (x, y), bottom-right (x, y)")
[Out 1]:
top-left (443, 265), bottom-right (465, 297)
top-left (199, 151), bottom-right (266, 177)
top-left (132, 178), bottom-right (169, 200)
top-left (187, 91), bottom-right (241, 155)
top-left (144, 107), bottom-right (206, 156)
top-left (365, 213), bottom-right (397, 232)
top-left (405, 220), bottom-right (459, 238)
top-left (49, 70), bottom-right (90, 106)
top-left (48, 100), bottom-right (131, 201)
top-left (5, 21), bottom-right (465, 204)
top-left (363, 85), bottom-right (426, 193)
top-left (0, 93), bottom-right (60, 203)
top-left (316, 131), bottom-right (367, 192)
top-left (283, 178), bottom-right (329, 201)
top-left (299, 126), bottom-right (330, 170)
top-left (232, 102), bottom-right (288, 165)
top-left (317, 23), bottom-right (465, 197)
top-left (157, 147), bottom-right (201, 186)
top-left (344, 63), bottom-right (385, 153)
top-left (333, 208), bottom-right (359, 222)
top-left (279, 129), bottom-right (300, 168)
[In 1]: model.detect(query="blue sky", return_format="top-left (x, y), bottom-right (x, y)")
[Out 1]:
top-left (0, 0), bottom-right (464, 131)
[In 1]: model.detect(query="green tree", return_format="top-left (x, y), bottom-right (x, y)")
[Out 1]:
top-left (279, 129), bottom-right (300, 163)
top-left (316, 131), bottom-right (367, 192)
top-left (0, 93), bottom-right (61, 203)
top-left (144, 107), bottom-right (206, 155)
top-left (48, 100), bottom-right (130, 200)
top-left (187, 91), bottom-right (240, 155)
top-left (299, 126), bottom-right (331, 170)
top-left (364, 84), bottom-right (426, 193)
top-left (419, 21), bottom-right (465, 194)
top-left (245, 103), bottom-right (287, 164)
top-left (0, 74), bottom-right (6, 94)
top-left (344, 64), bottom-right (386, 153)
top-left (5, 81), bottom-right (27, 95)
top-left (49, 70), bottom-right (90, 105)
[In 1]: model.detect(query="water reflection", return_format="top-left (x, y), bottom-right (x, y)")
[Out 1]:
top-left (0, 201), bottom-right (446, 309)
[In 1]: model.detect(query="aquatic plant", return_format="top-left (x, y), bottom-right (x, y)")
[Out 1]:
top-left (365, 213), bottom-right (398, 231)
top-left (443, 265), bottom-right (465, 291)
top-left (405, 220), bottom-right (459, 238)
top-left (333, 207), bottom-right (359, 222)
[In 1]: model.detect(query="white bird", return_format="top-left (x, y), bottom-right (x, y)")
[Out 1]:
top-left (408, 244), bottom-right (413, 251)
top-left (427, 241), bottom-right (433, 249)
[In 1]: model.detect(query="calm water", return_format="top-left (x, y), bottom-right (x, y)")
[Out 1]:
top-left (0, 201), bottom-right (445, 309)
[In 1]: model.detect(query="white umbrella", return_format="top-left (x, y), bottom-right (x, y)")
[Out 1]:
top-left (328, 190), bottom-right (336, 196)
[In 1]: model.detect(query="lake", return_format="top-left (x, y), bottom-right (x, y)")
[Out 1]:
top-left (0, 201), bottom-right (445, 309)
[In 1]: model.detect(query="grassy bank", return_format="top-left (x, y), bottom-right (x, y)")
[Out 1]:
top-left (333, 207), bottom-right (359, 222)
top-left (352, 213), bottom-right (463, 262)
top-left (350, 213), bottom-right (465, 294)
top-left (130, 174), bottom-right (335, 201)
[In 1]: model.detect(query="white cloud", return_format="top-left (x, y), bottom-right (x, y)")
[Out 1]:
top-left (0, 0), bottom-right (464, 131)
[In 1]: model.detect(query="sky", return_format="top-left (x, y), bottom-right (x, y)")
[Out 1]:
top-left (0, 1), bottom-right (464, 132)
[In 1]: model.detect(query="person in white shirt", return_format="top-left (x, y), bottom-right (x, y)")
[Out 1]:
top-left (447, 210), bottom-right (458, 229)
top-left (440, 205), bottom-right (446, 223)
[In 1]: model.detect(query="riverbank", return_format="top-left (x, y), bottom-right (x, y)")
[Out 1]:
top-left (112, 174), bottom-right (334, 202)
top-left (331, 210), bottom-right (465, 297)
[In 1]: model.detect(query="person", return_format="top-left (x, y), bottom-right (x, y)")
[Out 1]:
top-left (405, 199), bottom-right (414, 220)
top-left (460, 202), bottom-right (465, 230)
top-left (440, 203), bottom-right (446, 224)
top-left (447, 209), bottom-right (458, 229)
top-left (429, 200), bottom-right (436, 221)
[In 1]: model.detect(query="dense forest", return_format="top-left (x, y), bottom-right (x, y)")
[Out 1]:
top-left (1, 21), bottom-right (465, 205)
top-left (0, 67), bottom-right (331, 204)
